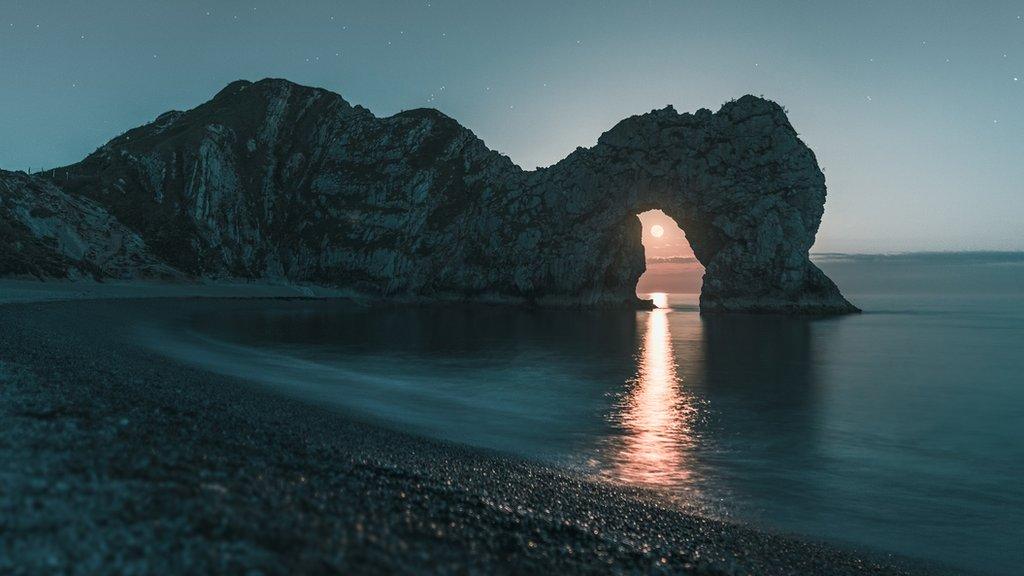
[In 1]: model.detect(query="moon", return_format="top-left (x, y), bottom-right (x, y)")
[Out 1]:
top-left (650, 224), bottom-right (665, 238)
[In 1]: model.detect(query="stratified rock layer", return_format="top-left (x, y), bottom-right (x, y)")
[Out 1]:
top-left (1, 78), bottom-right (857, 313)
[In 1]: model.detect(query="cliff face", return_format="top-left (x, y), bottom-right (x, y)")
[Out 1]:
top-left (0, 171), bottom-right (179, 280)
top-left (1, 78), bottom-right (857, 313)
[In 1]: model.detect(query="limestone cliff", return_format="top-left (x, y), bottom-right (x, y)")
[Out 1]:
top-left (0, 171), bottom-right (179, 280)
top-left (1, 78), bottom-right (857, 313)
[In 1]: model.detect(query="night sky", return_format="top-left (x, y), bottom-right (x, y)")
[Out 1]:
top-left (1, 1), bottom-right (1021, 252)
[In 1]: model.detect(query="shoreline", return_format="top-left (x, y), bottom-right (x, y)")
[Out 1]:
top-left (0, 278), bottom-right (355, 305)
top-left (0, 278), bottom-right (658, 311)
top-left (0, 298), bottom-right (957, 575)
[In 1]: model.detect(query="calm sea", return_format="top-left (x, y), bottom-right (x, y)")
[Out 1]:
top-left (154, 253), bottom-right (1024, 575)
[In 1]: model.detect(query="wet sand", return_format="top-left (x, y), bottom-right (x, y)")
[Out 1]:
top-left (0, 298), bottom-right (956, 575)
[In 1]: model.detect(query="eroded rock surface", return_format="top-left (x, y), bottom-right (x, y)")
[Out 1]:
top-left (0, 171), bottom-right (179, 280)
top-left (1, 78), bottom-right (857, 313)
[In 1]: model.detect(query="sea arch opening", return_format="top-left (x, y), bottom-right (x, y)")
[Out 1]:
top-left (634, 209), bottom-right (705, 307)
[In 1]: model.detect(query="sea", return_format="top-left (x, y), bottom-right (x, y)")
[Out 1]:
top-left (154, 252), bottom-right (1024, 575)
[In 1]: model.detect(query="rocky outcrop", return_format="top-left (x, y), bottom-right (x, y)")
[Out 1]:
top-left (2, 78), bottom-right (857, 313)
top-left (0, 171), bottom-right (179, 280)
top-left (534, 99), bottom-right (858, 313)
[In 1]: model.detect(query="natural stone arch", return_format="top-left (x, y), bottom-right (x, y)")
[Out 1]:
top-left (508, 95), bottom-right (858, 314)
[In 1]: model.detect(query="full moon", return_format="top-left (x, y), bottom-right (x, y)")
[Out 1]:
top-left (650, 224), bottom-right (665, 238)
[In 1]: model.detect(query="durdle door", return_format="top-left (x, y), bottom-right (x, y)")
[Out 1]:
top-left (0, 80), bottom-right (856, 314)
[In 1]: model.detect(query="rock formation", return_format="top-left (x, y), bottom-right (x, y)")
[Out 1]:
top-left (0, 171), bottom-right (179, 280)
top-left (0, 78), bottom-right (857, 313)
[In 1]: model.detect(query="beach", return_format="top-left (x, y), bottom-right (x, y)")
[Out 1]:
top-left (0, 293), bottom-right (957, 575)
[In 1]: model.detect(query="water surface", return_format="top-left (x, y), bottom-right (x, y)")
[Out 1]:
top-left (152, 256), bottom-right (1024, 575)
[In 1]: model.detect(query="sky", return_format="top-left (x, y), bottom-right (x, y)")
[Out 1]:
top-left (638, 210), bottom-right (693, 260)
top-left (1, 1), bottom-right (1021, 253)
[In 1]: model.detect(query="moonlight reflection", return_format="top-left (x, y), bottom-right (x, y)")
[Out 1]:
top-left (607, 303), bottom-right (697, 487)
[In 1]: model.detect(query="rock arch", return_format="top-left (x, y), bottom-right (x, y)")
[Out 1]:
top-left (509, 96), bottom-right (858, 314)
